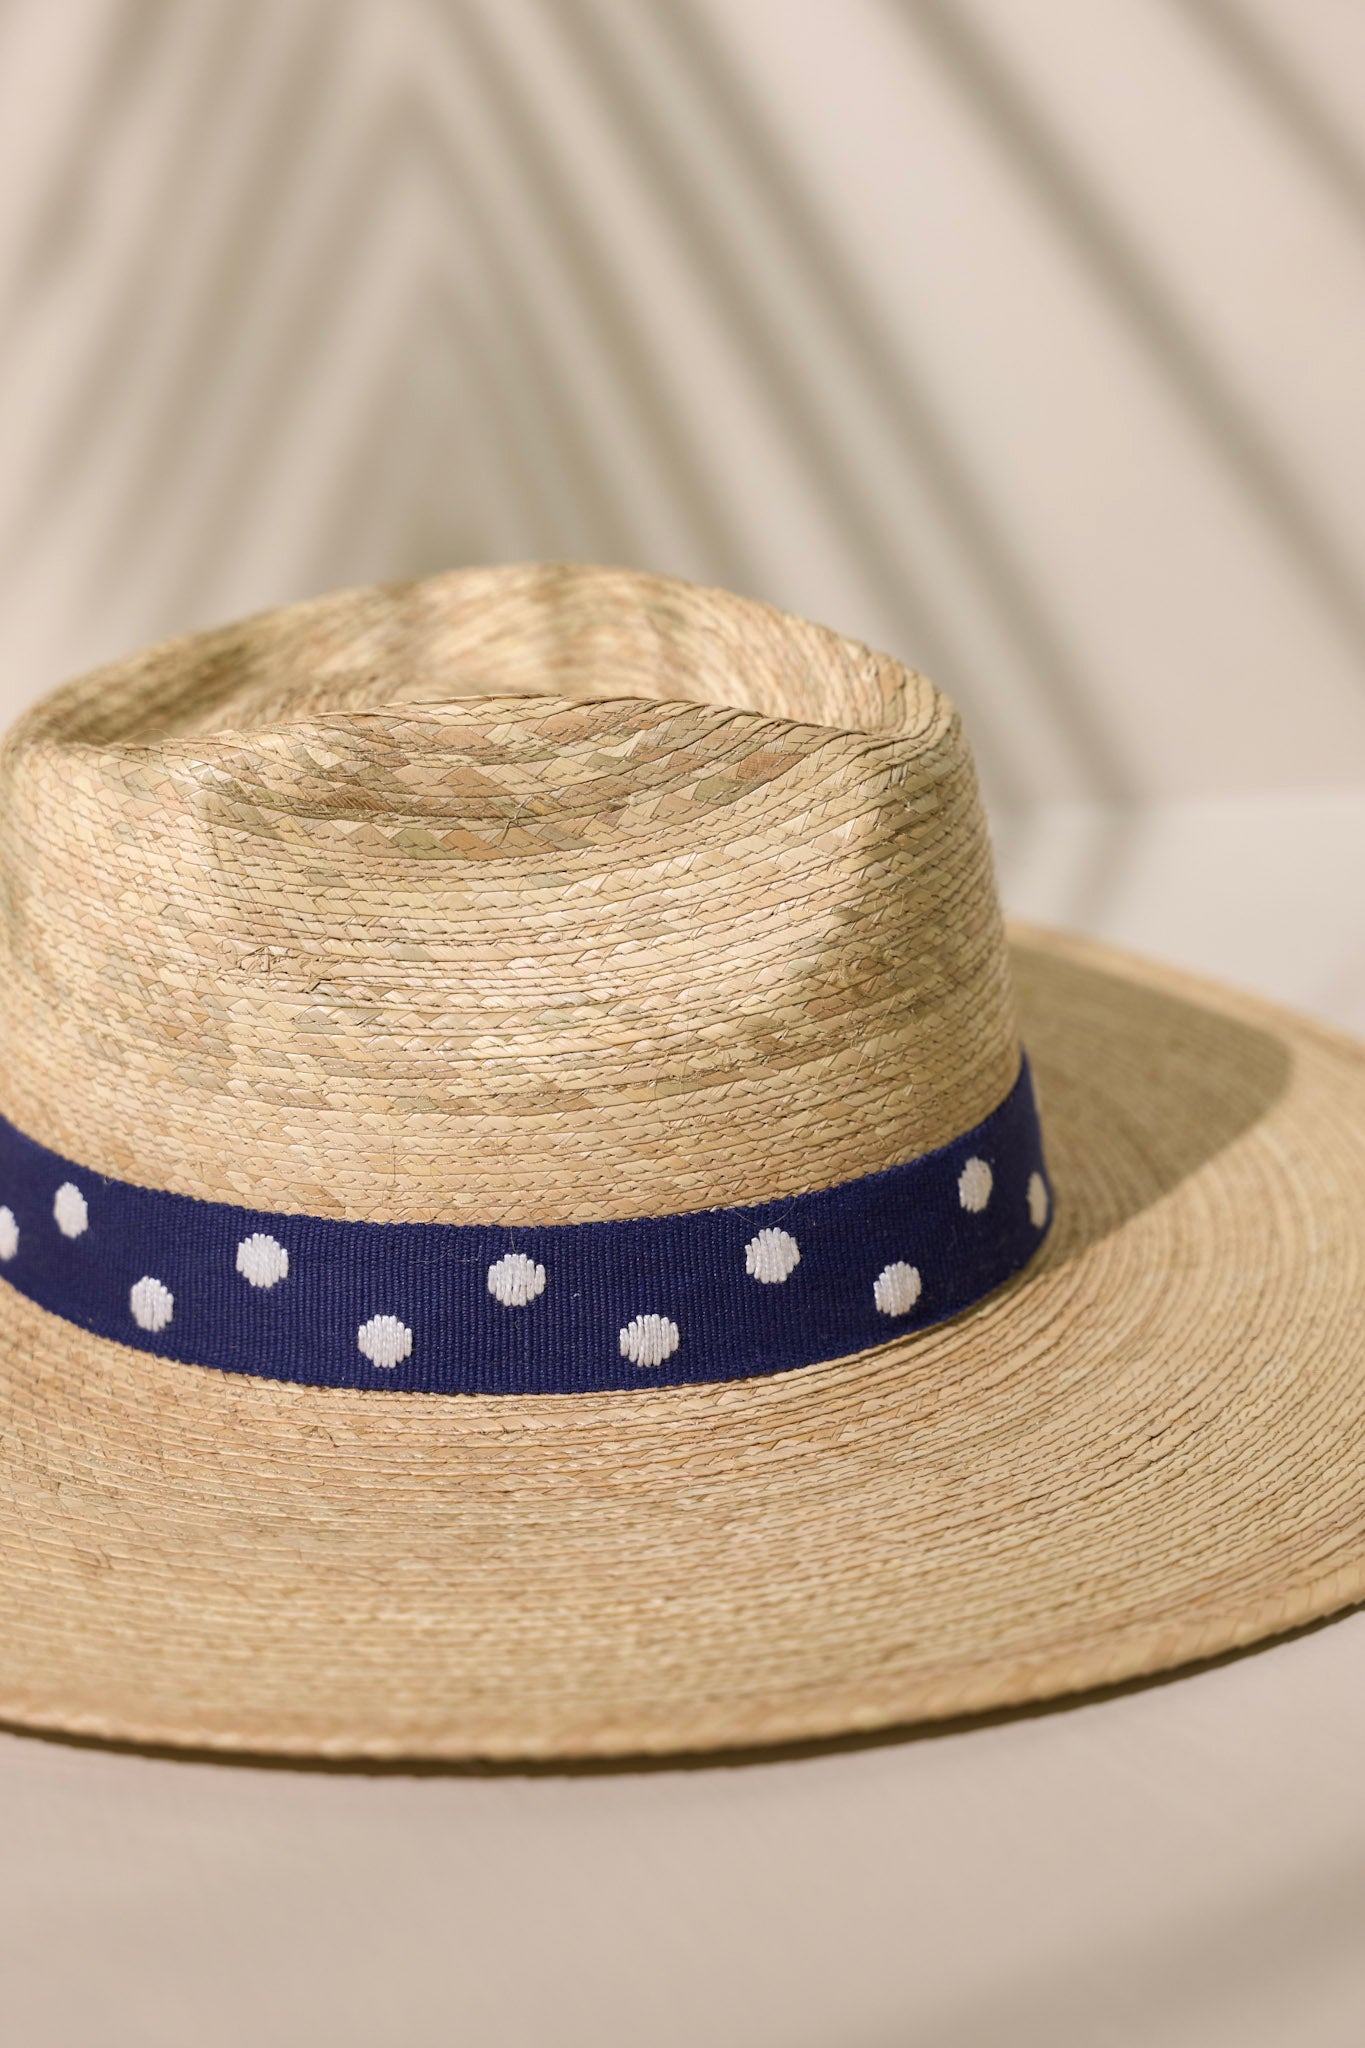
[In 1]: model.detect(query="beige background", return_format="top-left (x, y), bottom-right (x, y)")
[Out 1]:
top-left (1, 2), bottom-right (1364, 2041)
top-left (6, 1601), bottom-right (1365, 2047)
top-left (3, 0), bottom-right (1365, 811)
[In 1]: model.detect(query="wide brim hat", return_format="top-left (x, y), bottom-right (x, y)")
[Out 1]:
top-left (0, 565), bottom-right (1362, 1760)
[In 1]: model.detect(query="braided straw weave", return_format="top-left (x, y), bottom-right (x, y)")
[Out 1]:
top-left (1, 563), bottom-right (1015, 1220)
top-left (0, 563), bottom-right (1361, 1758)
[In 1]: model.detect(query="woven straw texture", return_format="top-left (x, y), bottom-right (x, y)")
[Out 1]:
top-left (0, 565), bottom-right (1361, 1758)
top-left (0, 564), bottom-right (1015, 1220)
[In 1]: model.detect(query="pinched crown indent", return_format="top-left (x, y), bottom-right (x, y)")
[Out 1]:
top-left (0, 566), bottom-right (1019, 1227)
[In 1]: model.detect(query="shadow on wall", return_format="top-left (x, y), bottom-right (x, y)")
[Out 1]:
top-left (0, 0), bottom-right (1361, 852)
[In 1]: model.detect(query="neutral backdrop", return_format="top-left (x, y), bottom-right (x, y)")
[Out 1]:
top-left (3, 0), bottom-right (1365, 807)
top-left (1, 4), bottom-right (1364, 2043)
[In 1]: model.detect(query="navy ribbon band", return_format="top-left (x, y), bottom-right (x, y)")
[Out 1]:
top-left (0, 1057), bottom-right (1049, 1394)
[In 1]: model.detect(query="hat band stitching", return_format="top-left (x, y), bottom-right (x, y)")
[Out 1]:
top-left (0, 1058), bottom-right (1049, 1394)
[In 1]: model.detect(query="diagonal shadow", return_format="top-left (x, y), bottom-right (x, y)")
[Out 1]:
top-left (1, 0), bottom-right (171, 305)
top-left (412, 281), bottom-right (576, 567)
top-left (3, 0), bottom-right (264, 555)
top-left (296, 277), bottom-right (562, 591)
top-left (6, 0), bottom-right (1129, 819)
top-left (643, 0), bottom-right (1134, 802)
top-left (153, 95), bottom-right (649, 629)
top-left (892, 0), bottom-right (1365, 674)
top-left (416, 5), bottom-right (791, 609)
top-left (80, 0), bottom-right (348, 597)
top-left (1167, 0), bottom-right (1365, 239)
top-left (1, 0), bottom-right (559, 623)
top-left (518, 0), bottom-right (1046, 806)
top-left (293, 323), bottom-right (472, 595)
top-left (445, 0), bottom-right (1034, 780)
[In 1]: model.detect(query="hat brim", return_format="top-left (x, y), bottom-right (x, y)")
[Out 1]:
top-left (0, 925), bottom-right (1362, 1760)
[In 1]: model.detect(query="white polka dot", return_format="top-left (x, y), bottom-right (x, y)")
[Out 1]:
top-left (619, 1314), bottom-right (680, 1368)
top-left (236, 1233), bottom-right (289, 1288)
top-left (0, 1207), bottom-right (16, 1261)
top-left (745, 1227), bottom-right (800, 1284)
top-left (487, 1252), bottom-right (546, 1307)
top-left (874, 1261), bottom-right (922, 1317)
top-left (129, 1275), bottom-right (173, 1332)
top-left (958, 1156), bottom-right (993, 1213)
top-left (357, 1314), bottom-right (412, 1369)
top-left (53, 1182), bottom-right (87, 1238)
top-left (1028, 1171), bottom-right (1050, 1230)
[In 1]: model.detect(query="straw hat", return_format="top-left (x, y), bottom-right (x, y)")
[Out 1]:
top-left (0, 563), bottom-right (1361, 1761)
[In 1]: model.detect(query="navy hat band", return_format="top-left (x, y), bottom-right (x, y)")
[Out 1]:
top-left (0, 1056), bottom-right (1050, 1394)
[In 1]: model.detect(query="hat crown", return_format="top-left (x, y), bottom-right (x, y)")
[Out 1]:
top-left (0, 567), bottom-right (1017, 1223)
